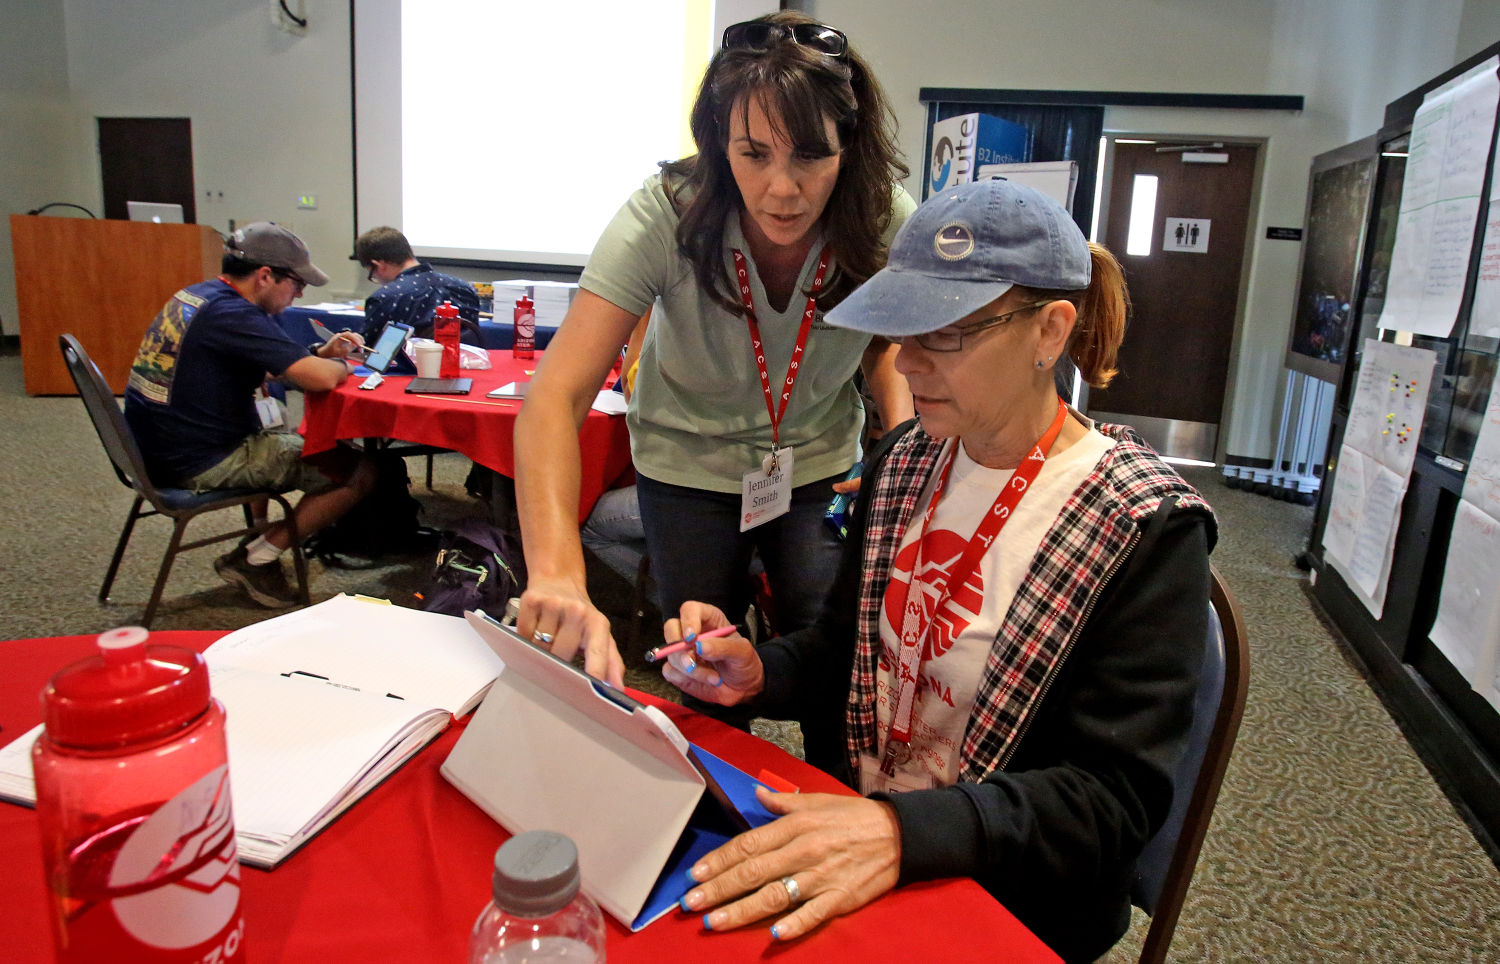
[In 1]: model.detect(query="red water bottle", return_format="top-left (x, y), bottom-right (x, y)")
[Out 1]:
top-left (32, 627), bottom-right (244, 963)
top-left (513, 295), bottom-right (535, 359)
top-left (435, 299), bottom-right (462, 377)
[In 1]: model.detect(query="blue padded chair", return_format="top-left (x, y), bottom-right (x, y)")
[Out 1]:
top-left (1130, 563), bottom-right (1249, 963)
top-left (60, 335), bottom-right (310, 628)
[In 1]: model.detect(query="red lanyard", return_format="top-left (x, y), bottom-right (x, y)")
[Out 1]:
top-left (732, 249), bottom-right (830, 448)
top-left (881, 397), bottom-right (1069, 774)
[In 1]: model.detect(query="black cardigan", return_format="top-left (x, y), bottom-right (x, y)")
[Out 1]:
top-left (753, 421), bottom-right (1214, 962)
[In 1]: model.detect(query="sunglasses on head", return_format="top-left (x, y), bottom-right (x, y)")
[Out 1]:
top-left (721, 20), bottom-right (848, 58)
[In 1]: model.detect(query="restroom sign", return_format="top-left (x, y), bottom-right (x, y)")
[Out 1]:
top-left (1164, 217), bottom-right (1210, 253)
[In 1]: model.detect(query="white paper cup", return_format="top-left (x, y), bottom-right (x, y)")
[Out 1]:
top-left (415, 343), bottom-right (443, 378)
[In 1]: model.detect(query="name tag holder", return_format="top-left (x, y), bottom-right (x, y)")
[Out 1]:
top-left (254, 392), bottom-right (284, 429)
top-left (740, 446), bottom-right (794, 532)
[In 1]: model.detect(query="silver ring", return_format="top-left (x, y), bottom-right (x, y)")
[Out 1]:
top-left (533, 631), bottom-right (554, 645)
top-left (780, 875), bottom-right (802, 904)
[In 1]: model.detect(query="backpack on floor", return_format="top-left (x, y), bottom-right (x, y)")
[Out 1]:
top-left (417, 518), bottom-right (522, 618)
top-left (303, 451), bottom-right (433, 567)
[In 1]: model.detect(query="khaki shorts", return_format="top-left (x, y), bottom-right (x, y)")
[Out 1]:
top-left (186, 431), bottom-right (357, 495)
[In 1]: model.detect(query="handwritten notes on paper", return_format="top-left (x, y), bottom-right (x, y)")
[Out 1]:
top-left (1466, 82), bottom-right (1500, 339)
top-left (1432, 363), bottom-right (1500, 711)
top-left (1322, 339), bottom-right (1437, 616)
top-left (1378, 56), bottom-right (1500, 337)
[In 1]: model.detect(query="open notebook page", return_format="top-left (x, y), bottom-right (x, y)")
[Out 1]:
top-left (205, 595), bottom-right (504, 715)
top-left (206, 664), bottom-right (448, 843)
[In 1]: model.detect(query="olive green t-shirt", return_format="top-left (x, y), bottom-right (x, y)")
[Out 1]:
top-left (580, 173), bottom-right (916, 494)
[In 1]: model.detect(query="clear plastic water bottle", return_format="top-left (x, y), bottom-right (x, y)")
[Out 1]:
top-left (32, 627), bottom-right (244, 962)
top-left (468, 830), bottom-right (606, 963)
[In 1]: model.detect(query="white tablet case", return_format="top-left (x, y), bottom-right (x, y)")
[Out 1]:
top-left (442, 611), bottom-right (749, 930)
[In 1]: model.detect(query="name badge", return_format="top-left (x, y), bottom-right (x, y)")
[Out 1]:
top-left (254, 395), bottom-right (284, 429)
top-left (740, 447), bottom-right (794, 532)
top-left (858, 751), bottom-right (935, 795)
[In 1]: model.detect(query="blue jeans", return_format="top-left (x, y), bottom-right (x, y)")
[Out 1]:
top-left (580, 485), bottom-right (647, 587)
top-left (636, 470), bottom-right (847, 766)
top-left (635, 471), bottom-right (844, 634)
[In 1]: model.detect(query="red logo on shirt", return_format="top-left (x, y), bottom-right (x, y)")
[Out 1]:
top-left (881, 529), bottom-right (985, 660)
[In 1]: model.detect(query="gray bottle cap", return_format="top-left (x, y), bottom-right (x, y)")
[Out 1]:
top-left (491, 831), bottom-right (582, 917)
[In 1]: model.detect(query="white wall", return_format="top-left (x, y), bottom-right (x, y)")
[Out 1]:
top-left (59, 0), bottom-right (359, 296)
top-left (3, 0), bottom-right (1498, 460)
top-left (807, 0), bottom-right (1492, 461)
top-left (0, 0), bottom-right (92, 340)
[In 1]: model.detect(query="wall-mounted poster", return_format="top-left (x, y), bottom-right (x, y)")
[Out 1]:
top-left (1322, 338), bottom-right (1438, 618)
top-left (1283, 135), bottom-right (1379, 384)
top-left (1376, 56), bottom-right (1500, 337)
top-left (1432, 361), bottom-right (1500, 711)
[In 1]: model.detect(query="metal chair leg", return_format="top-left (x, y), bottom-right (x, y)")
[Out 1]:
top-left (278, 499), bottom-right (311, 606)
top-left (100, 496), bottom-right (145, 602)
top-left (141, 518), bottom-right (190, 629)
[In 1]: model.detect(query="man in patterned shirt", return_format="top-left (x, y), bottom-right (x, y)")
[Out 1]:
top-left (354, 226), bottom-right (482, 347)
top-left (124, 222), bottom-right (376, 608)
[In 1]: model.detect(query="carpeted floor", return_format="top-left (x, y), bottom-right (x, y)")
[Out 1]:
top-left (3, 351), bottom-right (1499, 960)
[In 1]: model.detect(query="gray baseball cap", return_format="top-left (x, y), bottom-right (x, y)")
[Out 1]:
top-left (225, 221), bottom-right (329, 286)
top-left (826, 178), bottom-right (1089, 336)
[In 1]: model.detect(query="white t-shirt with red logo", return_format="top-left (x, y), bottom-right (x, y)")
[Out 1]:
top-left (875, 424), bottom-right (1116, 785)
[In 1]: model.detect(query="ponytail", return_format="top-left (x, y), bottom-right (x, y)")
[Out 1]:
top-left (1067, 242), bottom-right (1128, 388)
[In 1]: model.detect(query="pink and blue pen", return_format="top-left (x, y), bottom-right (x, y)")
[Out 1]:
top-left (644, 624), bottom-right (737, 663)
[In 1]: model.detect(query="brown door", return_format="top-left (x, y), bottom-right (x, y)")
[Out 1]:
top-left (1089, 139), bottom-right (1258, 460)
top-left (97, 118), bottom-right (196, 222)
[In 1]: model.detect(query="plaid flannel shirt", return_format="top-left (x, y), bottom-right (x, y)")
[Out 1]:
top-left (844, 420), bottom-right (1213, 783)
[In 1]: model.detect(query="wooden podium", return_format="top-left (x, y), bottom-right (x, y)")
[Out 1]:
top-left (10, 215), bottom-right (222, 395)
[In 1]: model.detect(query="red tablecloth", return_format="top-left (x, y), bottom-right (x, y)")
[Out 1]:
top-left (0, 633), bottom-right (1058, 963)
top-left (299, 351), bottom-right (633, 523)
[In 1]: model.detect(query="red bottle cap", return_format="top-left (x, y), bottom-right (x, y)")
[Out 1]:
top-left (516, 295), bottom-right (533, 311)
top-left (41, 627), bottom-right (212, 750)
top-left (435, 300), bottom-right (459, 321)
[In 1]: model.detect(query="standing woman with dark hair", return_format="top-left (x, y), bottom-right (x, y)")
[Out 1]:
top-left (513, 13), bottom-right (915, 710)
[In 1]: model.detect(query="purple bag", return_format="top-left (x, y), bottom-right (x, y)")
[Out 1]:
top-left (418, 518), bottom-right (521, 617)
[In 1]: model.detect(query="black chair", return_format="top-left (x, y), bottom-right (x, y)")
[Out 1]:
top-left (59, 335), bottom-right (310, 627)
top-left (1131, 563), bottom-right (1250, 963)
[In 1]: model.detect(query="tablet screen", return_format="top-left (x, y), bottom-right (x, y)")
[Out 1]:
top-left (363, 322), bottom-right (412, 372)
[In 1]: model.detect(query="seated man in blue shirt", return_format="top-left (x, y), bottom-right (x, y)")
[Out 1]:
top-left (355, 226), bottom-right (482, 346)
top-left (124, 222), bottom-right (377, 608)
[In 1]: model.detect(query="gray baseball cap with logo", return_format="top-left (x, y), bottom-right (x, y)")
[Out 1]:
top-left (826, 178), bottom-right (1090, 336)
top-left (225, 221), bottom-right (329, 286)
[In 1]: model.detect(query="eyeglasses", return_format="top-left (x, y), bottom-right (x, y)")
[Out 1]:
top-left (721, 20), bottom-right (848, 58)
top-left (363, 262), bottom-right (378, 283)
top-left (896, 300), bottom-right (1053, 352)
top-left (272, 268), bottom-right (307, 293)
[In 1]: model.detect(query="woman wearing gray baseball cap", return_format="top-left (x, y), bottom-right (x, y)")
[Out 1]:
top-left (661, 178), bottom-right (1217, 961)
